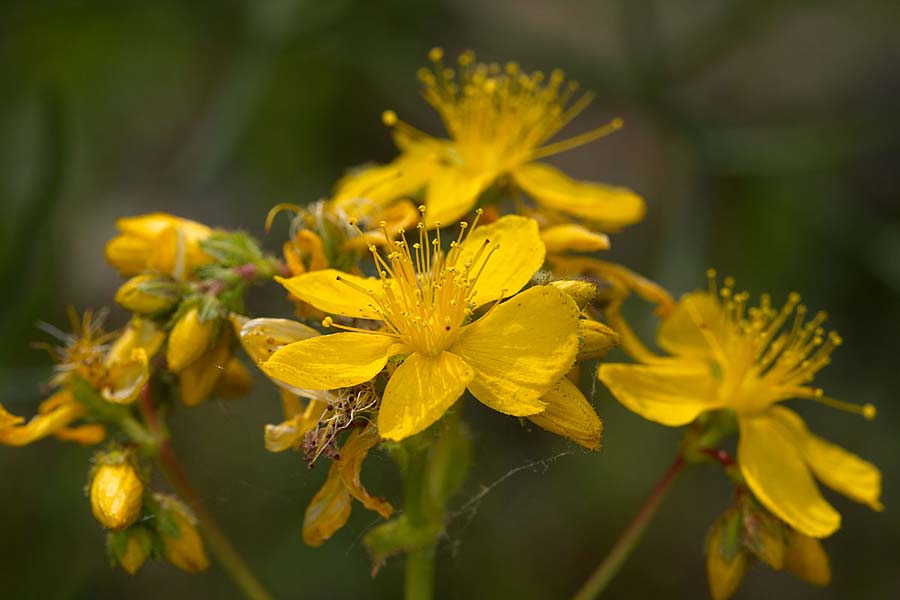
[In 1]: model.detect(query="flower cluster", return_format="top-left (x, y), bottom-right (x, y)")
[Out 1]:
top-left (2, 49), bottom-right (881, 600)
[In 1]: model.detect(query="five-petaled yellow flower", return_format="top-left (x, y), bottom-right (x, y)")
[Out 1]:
top-left (598, 273), bottom-right (882, 538)
top-left (332, 48), bottom-right (645, 230)
top-left (262, 213), bottom-right (585, 441)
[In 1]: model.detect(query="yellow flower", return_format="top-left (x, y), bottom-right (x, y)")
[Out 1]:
top-left (263, 214), bottom-right (583, 441)
top-left (90, 459), bottom-right (145, 530)
top-left (332, 49), bottom-right (644, 230)
top-left (1, 312), bottom-right (161, 447)
top-left (302, 424), bottom-right (393, 546)
top-left (598, 274), bottom-right (882, 538)
top-left (105, 212), bottom-right (212, 280)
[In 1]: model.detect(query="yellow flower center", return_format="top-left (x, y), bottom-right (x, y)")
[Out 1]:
top-left (332, 209), bottom-right (499, 357)
top-left (693, 273), bottom-right (874, 418)
top-left (383, 48), bottom-right (622, 176)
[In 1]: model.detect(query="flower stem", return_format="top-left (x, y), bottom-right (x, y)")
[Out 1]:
top-left (156, 443), bottom-right (272, 600)
top-left (572, 454), bottom-right (686, 600)
top-left (404, 543), bottom-right (437, 600)
top-left (138, 387), bottom-right (272, 600)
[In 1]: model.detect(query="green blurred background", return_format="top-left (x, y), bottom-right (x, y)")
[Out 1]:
top-left (1, 1), bottom-right (898, 598)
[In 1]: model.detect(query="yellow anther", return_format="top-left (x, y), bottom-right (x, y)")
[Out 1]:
top-left (322, 317), bottom-right (333, 328)
top-left (428, 47), bottom-right (444, 62)
top-left (382, 110), bottom-right (398, 126)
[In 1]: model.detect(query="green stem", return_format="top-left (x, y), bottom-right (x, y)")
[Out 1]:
top-left (138, 386), bottom-right (271, 600)
top-left (156, 442), bottom-right (272, 600)
top-left (404, 543), bottom-right (436, 600)
top-left (401, 437), bottom-right (436, 600)
top-left (573, 454), bottom-right (686, 600)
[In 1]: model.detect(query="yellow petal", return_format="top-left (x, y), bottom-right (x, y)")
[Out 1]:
top-left (512, 161), bottom-right (645, 229)
top-left (116, 212), bottom-right (210, 239)
top-left (102, 348), bottom-right (149, 405)
top-left (338, 425), bottom-right (394, 518)
top-left (378, 351), bottom-right (474, 441)
top-left (0, 398), bottom-right (84, 446)
top-left (54, 423), bottom-right (107, 446)
top-left (104, 235), bottom-right (153, 277)
top-left (527, 377), bottom-right (603, 450)
top-left (457, 215), bottom-right (545, 307)
top-left (597, 361), bottom-right (717, 426)
top-left (265, 398), bottom-right (327, 452)
top-left (453, 285), bottom-right (580, 417)
top-left (276, 270), bottom-right (383, 320)
top-left (106, 317), bottom-right (165, 366)
top-left (540, 223), bottom-right (610, 254)
top-left (232, 315), bottom-right (319, 364)
top-left (179, 334), bottom-right (232, 407)
top-left (738, 413), bottom-right (840, 538)
top-left (771, 406), bottom-right (883, 511)
top-left (783, 530), bottom-right (831, 586)
top-left (657, 292), bottom-right (722, 361)
top-left (332, 151), bottom-right (438, 218)
top-left (424, 166), bottom-right (494, 226)
top-left (303, 462), bottom-right (353, 547)
top-left (263, 332), bottom-right (396, 391)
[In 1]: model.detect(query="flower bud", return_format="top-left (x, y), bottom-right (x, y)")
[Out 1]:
top-left (105, 213), bottom-right (212, 280)
top-left (784, 530), bottom-right (830, 586)
top-left (156, 495), bottom-right (210, 573)
top-left (108, 528), bottom-right (151, 575)
top-left (179, 332), bottom-right (231, 406)
top-left (166, 307), bottom-right (216, 373)
top-left (578, 319), bottom-right (619, 360)
top-left (550, 280), bottom-right (598, 310)
top-left (114, 274), bottom-right (179, 314)
top-left (90, 459), bottom-right (144, 530)
top-left (705, 511), bottom-right (747, 600)
top-left (119, 534), bottom-right (149, 575)
top-left (528, 377), bottom-right (603, 450)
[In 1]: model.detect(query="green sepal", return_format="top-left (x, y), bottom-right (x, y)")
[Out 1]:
top-left (363, 515), bottom-right (443, 575)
